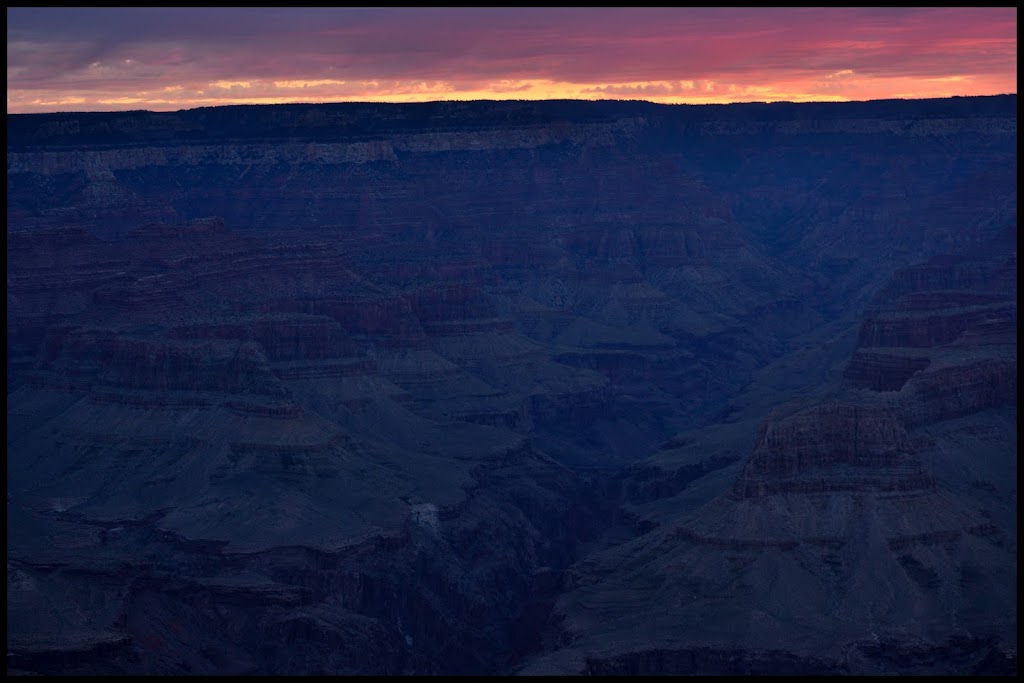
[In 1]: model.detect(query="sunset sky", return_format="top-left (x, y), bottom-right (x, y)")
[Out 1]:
top-left (7, 7), bottom-right (1017, 114)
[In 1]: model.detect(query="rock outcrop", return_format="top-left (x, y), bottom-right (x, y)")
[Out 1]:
top-left (732, 404), bottom-right (933, 498)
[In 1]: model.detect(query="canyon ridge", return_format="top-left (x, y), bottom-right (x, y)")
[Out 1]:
top-left (7, 95), bottom-right (1016, 675)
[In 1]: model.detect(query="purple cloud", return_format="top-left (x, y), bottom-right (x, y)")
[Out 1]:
top-left (7, 8), bottom-right (1016, 112)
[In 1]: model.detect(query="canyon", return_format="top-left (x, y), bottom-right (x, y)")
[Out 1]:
top-left (6, 96), bottom-right (1017, 675)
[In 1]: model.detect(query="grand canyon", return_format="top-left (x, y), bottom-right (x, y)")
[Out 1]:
top-left (6, 95), bottom-right (1016, 675)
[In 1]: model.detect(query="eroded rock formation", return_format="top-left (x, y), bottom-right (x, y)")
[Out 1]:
top-left (7, 96), bottom-right (1016, 675)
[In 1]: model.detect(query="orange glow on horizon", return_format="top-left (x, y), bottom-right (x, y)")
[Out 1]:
top-left (8, 75), bottom-right (1017, 115)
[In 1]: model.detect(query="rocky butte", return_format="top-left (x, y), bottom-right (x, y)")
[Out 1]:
top-left (6, 96), bottom-right (1017, 675)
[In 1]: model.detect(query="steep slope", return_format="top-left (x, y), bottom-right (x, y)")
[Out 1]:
top-left (524, 249), bottom-right (1016, 675)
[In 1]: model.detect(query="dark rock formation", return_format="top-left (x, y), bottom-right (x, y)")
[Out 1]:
top-left (732, 404), bottom-right (933, 498)
top-left (7, 96), bottom-right (1016, 675)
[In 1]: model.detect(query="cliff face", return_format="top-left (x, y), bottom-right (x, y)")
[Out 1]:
top-left (732, 404), bottom-right (932, 498)
top-left (7, 96), bottom-right (1017, 675)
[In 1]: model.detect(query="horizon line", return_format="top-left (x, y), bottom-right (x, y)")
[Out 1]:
top-left (8, 92), bottom-right (1018, 117)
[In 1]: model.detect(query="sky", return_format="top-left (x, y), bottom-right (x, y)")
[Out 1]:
top-left (6, 7), bottom-right (1017, 114)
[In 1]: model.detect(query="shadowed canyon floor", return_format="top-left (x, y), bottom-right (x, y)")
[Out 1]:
top-left (6, 96), bottom-right (1017, 675)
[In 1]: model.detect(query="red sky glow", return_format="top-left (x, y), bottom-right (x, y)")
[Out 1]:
top-left (6, 7), bottom-right (1017, 113)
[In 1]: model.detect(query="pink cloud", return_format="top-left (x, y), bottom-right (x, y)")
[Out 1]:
top-left (7, 8), bottom-right (1016, 113)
